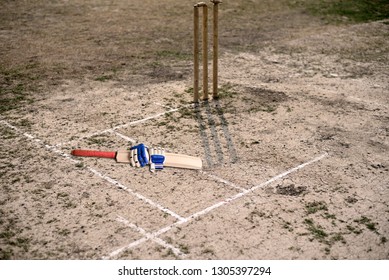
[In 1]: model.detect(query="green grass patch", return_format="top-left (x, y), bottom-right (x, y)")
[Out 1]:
top-left (296, 0), bottom-right (389, 23)
top-left (94, 74), bottom-right (114, 82)
top-left (304, 218), bottom-right (328, 241)
top-left (86, 135), bottom-right (110, 146)
top-left (305, 201), bottom-right (328, 214)
top-left (156, 50), bottom-right (191, 60)
top-left (354, 216), bottom-right (379, 233)
top-left (217, 83), bottom-right (238, 99)
top-left (0, 64), bottom-right (38, 113)
top-left (346, 224), bottom-right (363, 235)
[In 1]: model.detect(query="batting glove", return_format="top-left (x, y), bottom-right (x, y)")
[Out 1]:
top-left (130, 143), bottom-right (149, 167)
top-left (149, 147), bottom-right (165, 172)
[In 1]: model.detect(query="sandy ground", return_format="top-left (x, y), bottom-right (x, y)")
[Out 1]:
top-left (0, 0), bottom-right (388, 260)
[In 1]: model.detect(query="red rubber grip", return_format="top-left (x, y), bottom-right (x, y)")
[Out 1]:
top-left (71, 150), bottom-right (116, 159)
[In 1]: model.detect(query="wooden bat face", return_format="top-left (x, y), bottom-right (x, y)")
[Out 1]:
top-left (71, 149), bottom-right (202, 170)
top-left (116, 150), bottom-right (202, 169)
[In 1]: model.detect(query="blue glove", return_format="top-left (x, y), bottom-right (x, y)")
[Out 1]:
top-left (130, 144), bottom-right (149, 167)
top-left (149, 147), bottom-right (165, 172)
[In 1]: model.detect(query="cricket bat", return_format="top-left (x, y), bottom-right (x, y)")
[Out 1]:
top-left (71, 149), bottom-right (202, 170)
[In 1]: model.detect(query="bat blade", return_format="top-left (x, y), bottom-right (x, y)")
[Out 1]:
top-left (116, 150), bottom-right (202, 170)
top-left (71, 149), bottom-right (202, 170)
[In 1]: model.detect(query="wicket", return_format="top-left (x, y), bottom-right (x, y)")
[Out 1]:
top-left (193, 0), bottom-right (222, 103)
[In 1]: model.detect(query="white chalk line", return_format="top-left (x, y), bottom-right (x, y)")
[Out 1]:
top-left (55, 107), bottom-right (182, 147)
top-left (200, 171), bottom-right (246, 192)
top-left (112, 216), bottom-right (186, 259)
top-left (109, 102), bottom-right (194, 133)
top-left (189, 153), bottom-right (329, 219)
top-left (113, 131), bottom-right (136, 144)
top-left (104, 152), bottom-right (329, 259)
top-left (0, 120), bottom-right (186, 223)
top-left (2, 119), bottom-right (328, 259)
top-left (154, 102), bottom-right (174, 110)
top-left (110, 132), bottom-right (245, 193)
top-left (115, 108), bottom-right (179, 129)
top-left (85, 167), bottom-right (186, 222)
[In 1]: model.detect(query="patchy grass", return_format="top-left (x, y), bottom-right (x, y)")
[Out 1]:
top-left (354, 216), bottom-right (379, 234)
top-left (0, 64), bottom-right (37, 114)
top-left (305, 201), bottom-right (328, 214)
top-left (178, 243), bottom-right (190, 254)
top-left (217, 83), bottom-right (238, 100)
top-left (0, 126), bottom-right (17, 140)
top-left (346, 224), bottom-right (363, 235)
top-left (0, 218), bottom-right (31, 260)
top-left (85, 135), bottom-right (113, 147)
top-left (156, 50), bottom-right (191, 60)
top-left (94, 74), bottom-right (114, 82)
top-left (304, 218), bottom-right (328, 241)
top-left (178, 107), bottom-right (196, 119)
top-left (301, 201), bottom-right (352, 255)
top-left (294, 0), bottom-right (389, 23)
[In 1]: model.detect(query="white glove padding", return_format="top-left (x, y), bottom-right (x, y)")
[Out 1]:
top-left (149, 147), bottom-right (165, 172)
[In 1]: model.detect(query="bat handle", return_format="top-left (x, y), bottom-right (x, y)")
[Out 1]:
top-left (71, 150), bottom-right (116, 159)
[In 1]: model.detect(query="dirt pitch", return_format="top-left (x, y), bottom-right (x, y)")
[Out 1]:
top-left (1, 0), bottom-right (388, 260)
